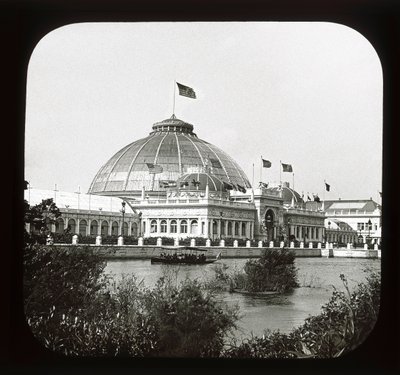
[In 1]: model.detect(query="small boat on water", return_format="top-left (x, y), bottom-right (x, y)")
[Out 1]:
top-left (151, 246), bottom-right (221, 265)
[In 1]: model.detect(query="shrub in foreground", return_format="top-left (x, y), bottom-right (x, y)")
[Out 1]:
top-left (223, 271), bottom-right (381, 358)
top-left (24, 245), bottom-right (239, 357)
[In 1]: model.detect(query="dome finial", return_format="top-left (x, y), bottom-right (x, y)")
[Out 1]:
top-left (170, 114), bottom-right (176, 119)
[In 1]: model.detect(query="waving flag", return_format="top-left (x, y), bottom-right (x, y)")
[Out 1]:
top-left (262, 159), bottom-right (272, 168)
top-left (209, 158), bottom-right (222, 169)
top-left (325, 182), bottom-right (330, 192)
top-left (281, 163), bottom-right (293, 173)
top-left (146, 163), bottom-right (163, 174)
top-left (177, 82), bottom-right (196, 99)
top-left (237, 184), bottom-right (247, 193)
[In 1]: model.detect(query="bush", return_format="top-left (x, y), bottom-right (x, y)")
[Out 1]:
top-left (24, 244), bottom-right (239, 357)
top-left (223, 271), bottom-right (381, 358)
top-left (232, 248), bottom-right (298, 293)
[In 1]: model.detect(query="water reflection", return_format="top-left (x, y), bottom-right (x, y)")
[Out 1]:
top-left (105, 257), bottom-right (380, 338)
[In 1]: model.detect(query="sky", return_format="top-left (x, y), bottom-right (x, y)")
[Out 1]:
top-left (25, 22), bottom-right (383, 201)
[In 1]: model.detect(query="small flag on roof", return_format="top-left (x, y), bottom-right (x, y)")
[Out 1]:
top-left (237, 184), bottom-right (247, 193)
top-left (210, 158), bottom-right (222, 169)
top-left (223, 181), bottom-right (234, 190)
top-left (146, 163), bottom-right (163, 174)
top-left (325, 182), bottom-right (330, 192)
top-left (262, 158), bottom-right (271, 168)
top-left (282, 163), bottom-right (293, 173)
top-left (159, 180), bottom-right (177, 188)
top-left (177, 82), bottom-right (196, 99)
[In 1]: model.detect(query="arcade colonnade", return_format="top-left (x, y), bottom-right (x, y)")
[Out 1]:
top-left (288, 224), bottom-right (324, 242)
top-left (51, 211), bottom-right (140, 237)
top-left (142, 217), bottom-right (254, 239)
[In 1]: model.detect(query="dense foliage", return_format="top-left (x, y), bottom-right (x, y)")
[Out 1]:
top-left (231, 248), bottom-right (299, 293)
top-left (24, 245), bottom-right (239, 357)
top-left (223, 272), bottom-right (380, 358)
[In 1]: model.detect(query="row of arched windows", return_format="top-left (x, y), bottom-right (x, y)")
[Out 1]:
top-left (54, 218), bottom-right (138, 236)
top-left (150, 219), bottom-right (198, 235)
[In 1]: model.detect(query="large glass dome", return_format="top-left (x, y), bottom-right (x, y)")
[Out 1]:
top-left (88, 115), bottom-right (251, 196)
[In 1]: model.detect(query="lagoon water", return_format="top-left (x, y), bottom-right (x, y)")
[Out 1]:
top-left (105, 257), bottom-right (381, 340)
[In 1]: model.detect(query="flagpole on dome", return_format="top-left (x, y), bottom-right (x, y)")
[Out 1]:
top-left (279, 160), bottom-right (282, 187)
top-left (260, 156), bottom-right (263, 184)
top-left (172, 80), bottom-right (176, 116)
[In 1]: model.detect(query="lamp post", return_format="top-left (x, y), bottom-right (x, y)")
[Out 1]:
top-left (287, 217), bottom-right (291, 245)
top-left (266, 213), bottom-right (272, 241)
top-left (121, 201), bottom-right (126, 237)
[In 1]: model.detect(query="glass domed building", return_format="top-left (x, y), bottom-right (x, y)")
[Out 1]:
top-left (86, 115), bottom-right (325, 242)
top-left (88, 115), bottom-right (251, 197)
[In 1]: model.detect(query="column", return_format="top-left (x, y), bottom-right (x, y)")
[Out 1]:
top-left (217, 219), bottom-right (221, 238)
top-left (87, 219), bottom-right (91, 236)
top-left (225, 221), bottom-right (229, 237)
top-left (204, 219), bottom-right (209, 237)
top-left (108, 220), bottom-right (112, 236)
top-left (128, 221), bottom-right (132, 236)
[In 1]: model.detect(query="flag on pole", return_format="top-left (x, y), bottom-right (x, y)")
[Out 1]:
top-left (191, 179), bottom-right (201, 188)
top-left (325, 182), bottom-right (330, 192)
top-left (237, 184), bottom-right (247, 193)
top-left (176, 82), bottom-right (196, 99)
top-left (307, 194), bottom-right (311, 201)
top-left (259, 182), bottom-right (269, 189)
top-left (262, 158), bottom-right (272, 168)
top-left (313, 194), bottom-right (321, 203)
top-left (281, 163), bottom-right (293, 173)
top-left (209, 158), bottom-right (222, 169)
top-left (223, 181), bottom-right (234, 190)
top-left (146, 163), bottom-right (163, 174)
top-left (159, 180), bottom-right (177, 188)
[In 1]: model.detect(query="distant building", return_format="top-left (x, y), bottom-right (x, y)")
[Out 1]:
top-left (324, 198), bottom-right (382, 244)
top-left (24, 188), bottom-right (140, 237)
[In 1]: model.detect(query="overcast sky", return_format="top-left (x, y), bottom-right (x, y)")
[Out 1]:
top-left (25, 22), bottom-right (383, 201)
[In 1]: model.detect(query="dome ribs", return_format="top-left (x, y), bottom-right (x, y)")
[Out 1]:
top-left (102, 141), bottom-right (139, 192)
top-left (150, 132), bottom-right (170, 191)
top-left (196, 139), bottom-right (232, 185)
top-left (122, 135), bottom-right (155, 191)
top-left (181, 133), bottom-right (206, 169)
top-left (174, 132), bottom-right (183, 176)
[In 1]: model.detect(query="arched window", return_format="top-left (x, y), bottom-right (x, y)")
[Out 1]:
top-left (68, 219), bottom-right (76, 234)
top-left (90, 220), bottom-right (98, 236)
top-left (227, 222), bottom-right (232, 236)
top-left (101, 221), bottom-right (109, 236)
top-left (150, 220), bottom-right (158, 233)
top-left (234, 222), bottom-right (239, 236)
top-left (221, 220), bottom-right (225, 235)
top-left (111, 221), bottom-right (119, 236)
top-left (242, 222), bottom-right (246, 237)
top-left (55, 218), bottom-right (64, 234)
top-left (79, 219), bottom-right (88, 236)
top-left (170, 220), bottom-right (177, 233)
top-left (131, 222), bottom-right (138, 237)
top-left (190, 220), bottom-right (198, 235)
top-left (160, 220), bottom-right (167, 233)
top-left (180, 220), bottom-right (188, 234)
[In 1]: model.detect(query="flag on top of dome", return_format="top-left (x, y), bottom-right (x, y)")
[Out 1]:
top-left (325, 182), bottom-right (330, 192)
top-left (177, 82), bottom-right (196, 99)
